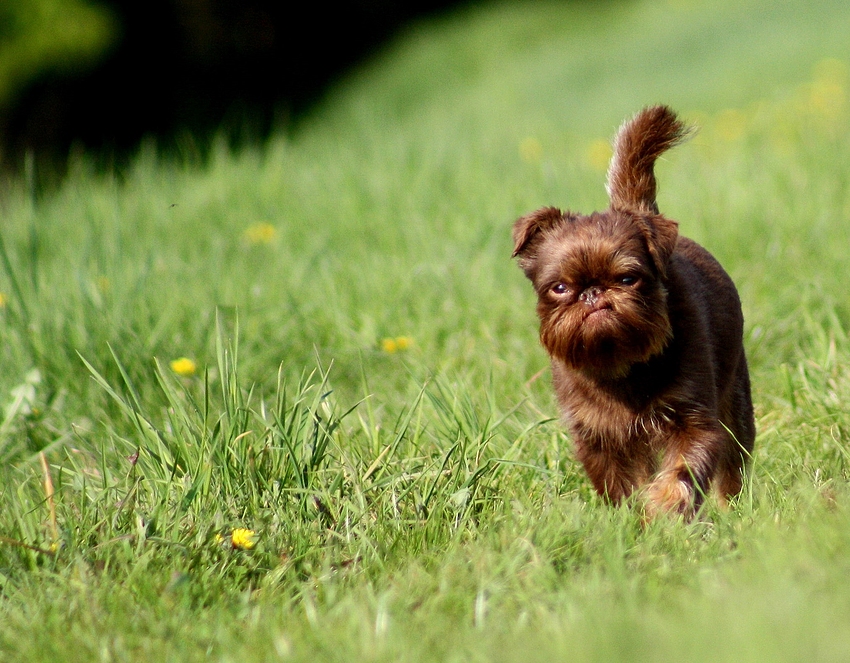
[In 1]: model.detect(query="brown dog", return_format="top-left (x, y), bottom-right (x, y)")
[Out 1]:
top-left (512, 106), bottom-right (754, 517)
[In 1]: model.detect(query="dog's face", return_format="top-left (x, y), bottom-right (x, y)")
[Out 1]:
top-left (513, 206), bottom-right (679, 377)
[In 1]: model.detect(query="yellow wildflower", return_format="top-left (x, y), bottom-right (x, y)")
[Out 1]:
top-left (381, 336), bottom-right (414, 354)
top-left (519, 137), bottom-right (543, 163)
top-left (244, 222), bottom-right (277, 245)
top-left (806, 60), bottom-right (848, 120)
top-left (714, 108), bottom-right (748, 142)
top-left (808, 79), bottom-right (845, 118)
top-left (585, 139), bottom-right (612, 171)
top-left (0, 293), bottom-right (6, 308)
top-left (230, 528), bottom-right (258, 550)
top-left (381, 338), bottom-right (398, 354)
top-left (170, 357), bottom-right (197, 377)
top-left (214, 528), bottom-right (258, 550)
top-left (394, 336), bottom-right (413, 350)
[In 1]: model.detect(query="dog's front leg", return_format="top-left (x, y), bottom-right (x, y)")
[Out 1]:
top-left (574, 438), bottom-right (654, 504)
top-left (644, 423), bottom-right (727, 518)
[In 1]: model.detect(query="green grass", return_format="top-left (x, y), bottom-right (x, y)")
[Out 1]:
top-left (2, 0), bottom-right (850, 660)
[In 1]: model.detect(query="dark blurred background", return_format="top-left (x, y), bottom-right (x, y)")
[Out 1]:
top-left (0, 0), bottom-right (465, 176)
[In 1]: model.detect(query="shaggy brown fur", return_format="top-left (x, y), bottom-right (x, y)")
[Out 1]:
top-left (512, 105), bottom-right (754, 518)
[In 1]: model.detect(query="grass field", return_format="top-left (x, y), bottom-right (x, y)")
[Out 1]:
top-left (2, 0), bottom-right (850, 660)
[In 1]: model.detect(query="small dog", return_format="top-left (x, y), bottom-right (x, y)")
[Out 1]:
top-left (512, 105), bottom-right (754, 517)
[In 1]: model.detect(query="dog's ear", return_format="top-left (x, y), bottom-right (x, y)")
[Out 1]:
top-left (512, 207), bottom-right (563, 257)
top-left (637, 215), bottom-right (679, 278)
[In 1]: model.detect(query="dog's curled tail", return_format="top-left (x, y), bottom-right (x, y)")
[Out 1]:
top-left (606, 105), bottom-right (694, 214)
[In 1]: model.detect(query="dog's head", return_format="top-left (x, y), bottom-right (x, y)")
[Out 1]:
top-left (512, 206), bottom-right (678, 377)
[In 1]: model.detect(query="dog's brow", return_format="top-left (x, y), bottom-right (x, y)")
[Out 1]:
top-left (540, 263), bottom-right (568, 286)
top-left (611, 255), bottom-right (644, 273)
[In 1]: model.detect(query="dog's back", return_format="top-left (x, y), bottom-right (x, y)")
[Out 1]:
top-left (670, 237), bottom-right (755, 493)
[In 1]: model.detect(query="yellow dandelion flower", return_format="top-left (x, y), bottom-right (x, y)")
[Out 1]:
top-left (381, 338), bottom-right (398, 354)
top-left (214, 528), bottom-right (258, 550)
top-left (519, 137), bottom-right (543, 164)
top-left (170, 357), bottom-right (197, 377)
top-left (0, 293), bottom-right (6, 308)
top-left (230, 528), bottom-right (258, 550)
top-left (244, 222), bottom-right (277, 245)
top-left (808, 81), bottom-right (845, 116)
top-left (381, 336), bottom-right (414, 354)
top-left (713, 108), bottom-right (747, 142)
top-left (585, 139), bottom-right (612, 172)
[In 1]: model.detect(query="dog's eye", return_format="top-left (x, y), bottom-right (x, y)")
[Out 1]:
top-left (550, 283), bottom-right (569, 295)
top-left (619, 275), bottom-right (638, 286)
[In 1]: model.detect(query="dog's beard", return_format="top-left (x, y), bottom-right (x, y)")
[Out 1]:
top-left (538, 289), bottom-right (672, 377)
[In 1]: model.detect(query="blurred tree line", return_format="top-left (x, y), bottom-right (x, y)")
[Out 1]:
top-left (0, 0), bottom-right (462, 177)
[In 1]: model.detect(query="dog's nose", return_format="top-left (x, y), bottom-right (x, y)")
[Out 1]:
top-left (579, 285), bottom-right (604, 306)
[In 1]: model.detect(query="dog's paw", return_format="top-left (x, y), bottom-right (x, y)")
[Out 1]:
top-left (644, 471), bottom-right (695, 519)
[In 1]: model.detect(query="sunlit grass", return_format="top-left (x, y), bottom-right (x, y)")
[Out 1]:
top-left (1, 0), bottom-right (850, 660)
